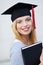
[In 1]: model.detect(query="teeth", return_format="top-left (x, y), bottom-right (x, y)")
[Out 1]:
top-left (23, 28), bottom-right (29, 30)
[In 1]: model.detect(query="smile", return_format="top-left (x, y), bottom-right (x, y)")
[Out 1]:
top-left (22, 27), bottom-right (30, 32)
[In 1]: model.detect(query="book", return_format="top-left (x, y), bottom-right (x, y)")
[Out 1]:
top-left (21, 42), bottom-right (42, 65)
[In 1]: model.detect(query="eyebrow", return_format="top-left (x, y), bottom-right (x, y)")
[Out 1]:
top-left (16, 19), bottom-right (22, 23)
top-left (25, 17), bottom-right (31, 20)
top-left (26, 17), bottom-right (31, 19)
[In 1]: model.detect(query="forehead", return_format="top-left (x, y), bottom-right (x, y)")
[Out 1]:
top-left (16, 15), bottom-right (31, 21)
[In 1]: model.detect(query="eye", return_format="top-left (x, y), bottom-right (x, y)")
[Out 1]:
top-left (17, 20), bottom-right (22, 23)
top-left (26, 18), bottom-right (31, 21)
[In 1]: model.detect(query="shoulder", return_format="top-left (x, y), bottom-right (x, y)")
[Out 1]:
top-left (12, 39), bottom-right (23, 45)
top-left (10, 39), bottom-right (25, 52)
top-left (10, 39), bottom-right (25, 58)
top-left (10, 39), bottom-right (24, 65)
top-left (11, 39), bottom-right (24, 47)
top-left (10, 39), bottom-right (22, 57)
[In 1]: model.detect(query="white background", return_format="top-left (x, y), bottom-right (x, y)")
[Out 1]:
top-left (0, 0), bottom-right (43, 61)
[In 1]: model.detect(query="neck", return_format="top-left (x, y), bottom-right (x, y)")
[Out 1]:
top-left (21, 35), bottom-right (32, 45)
top-left (23, 35), bottom-right (29, 41)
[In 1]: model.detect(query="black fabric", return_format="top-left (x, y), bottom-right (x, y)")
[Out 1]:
top-left (11, 8), bottom-right (31, 21)
top-left (21, 42), bottom-right (42, 65)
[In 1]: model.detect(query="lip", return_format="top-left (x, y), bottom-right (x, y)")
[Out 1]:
top-left (22, 27), bottom-right (30, 32)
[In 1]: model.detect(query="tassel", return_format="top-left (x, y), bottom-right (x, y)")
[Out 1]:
top-left (32, 6), bottom-right (36, 29)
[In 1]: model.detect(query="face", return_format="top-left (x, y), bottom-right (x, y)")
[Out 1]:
top-left (16, 16), bottom-right (33, 36)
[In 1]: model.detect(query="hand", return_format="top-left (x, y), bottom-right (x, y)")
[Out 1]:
top-left (39, 49), bottom-right (43, 65)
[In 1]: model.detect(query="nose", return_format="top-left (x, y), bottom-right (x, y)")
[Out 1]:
top-left (22, 21), bottom-right (27, 26)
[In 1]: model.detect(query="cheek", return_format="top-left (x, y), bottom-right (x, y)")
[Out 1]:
top-left (28, 21), bottom-right (33, 27)
top-left (17, 24), bottom-right (21, 30)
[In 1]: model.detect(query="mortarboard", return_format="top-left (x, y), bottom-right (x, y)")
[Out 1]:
top-left (1, 2), bottom-right (37, 29)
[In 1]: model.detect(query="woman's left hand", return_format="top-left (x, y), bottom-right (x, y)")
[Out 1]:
top-left (39, 49), bottom-right (43, 65)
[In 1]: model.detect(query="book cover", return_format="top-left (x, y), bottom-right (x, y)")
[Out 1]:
top-left (21, 42), bottom-right (42, 65)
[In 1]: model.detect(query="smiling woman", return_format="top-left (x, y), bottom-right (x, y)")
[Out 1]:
top-left (1, 2), bottom-right (42, 65)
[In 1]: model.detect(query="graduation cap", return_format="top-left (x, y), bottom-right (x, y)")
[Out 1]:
top-left (1, 2), bottom-right (37, 29)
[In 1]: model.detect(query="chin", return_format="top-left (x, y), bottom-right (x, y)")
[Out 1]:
top-left (21, 32), bottom-right (31, 35)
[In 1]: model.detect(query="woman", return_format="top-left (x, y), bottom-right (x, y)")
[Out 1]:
top-left (11, 15), bottom-right (38, 65)
top-left (1, 2), bottom-right (42, 65)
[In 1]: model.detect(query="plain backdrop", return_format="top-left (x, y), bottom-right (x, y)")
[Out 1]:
top-left (0, 0), bottom-right (43, 61)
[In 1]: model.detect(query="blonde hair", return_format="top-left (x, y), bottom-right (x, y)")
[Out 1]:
top-left (12, 19), bottom-right (37, 45)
